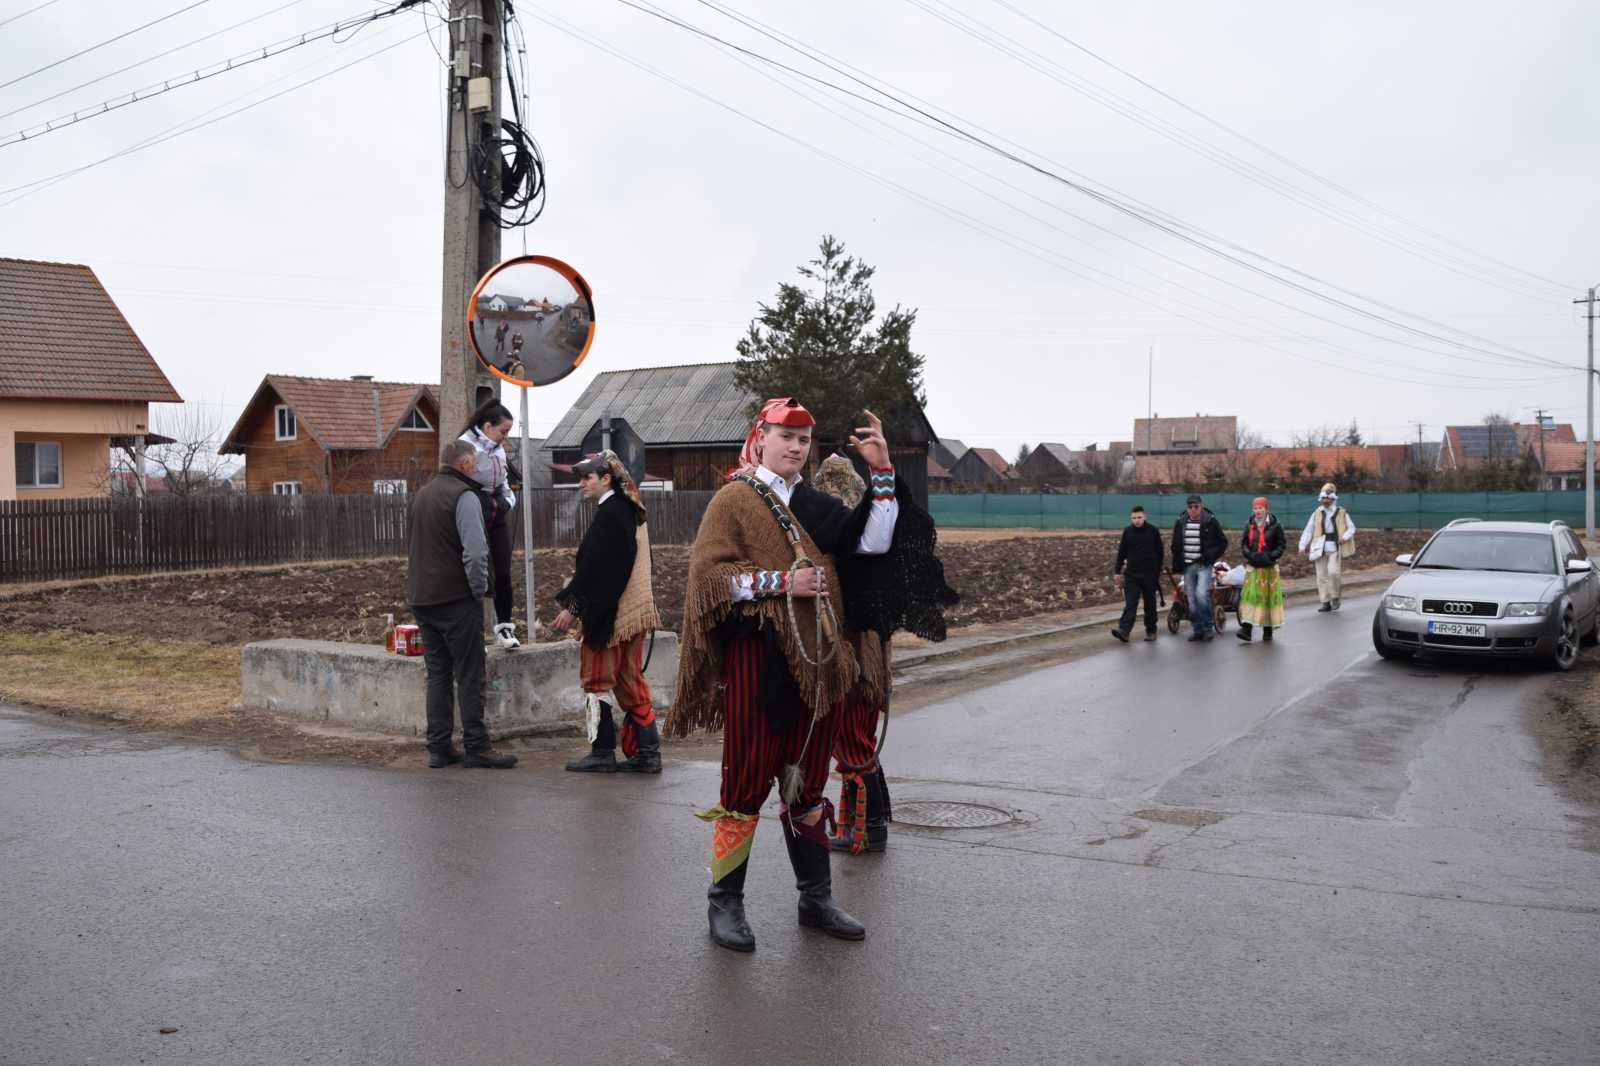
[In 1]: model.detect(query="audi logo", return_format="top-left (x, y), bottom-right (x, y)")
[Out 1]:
top-left (1442, 602), bottom-right (1476, 614)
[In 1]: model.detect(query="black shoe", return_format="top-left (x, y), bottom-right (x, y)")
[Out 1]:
top-left (1263, 627), bottom-right (1274, 643)
top-left (1110, 627), bottom-right (1129, 643)
top-left (463, 749), bottom-right (518, 769)
top-left (1143, 631), bottom-right (1157, 642)
top-left (1331, 599), bottom-right (1341, 611)
top-left (1188, 632), bottom-right (1206, 642)
top-left (427, 748), bottom-right (462, 769)
top-left (1236, 628), bottom-right (1252, 642)
top-left (707, 861), bottom-right (755, 953)
top-left (565, 749), bottom-right (617, 773)
top-left (784, 816), bottom-right (866, 941)
top-left (616, 719), bottom-right (662, 774)
top-left (1318, 603), bottom-right (1334, 613)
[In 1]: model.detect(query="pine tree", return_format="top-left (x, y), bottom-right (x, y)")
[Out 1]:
top-left (733, 235), bottom-right (926, 446)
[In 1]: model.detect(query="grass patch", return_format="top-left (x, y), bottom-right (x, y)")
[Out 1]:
top-left (0, 630), bottom-right (240, 728)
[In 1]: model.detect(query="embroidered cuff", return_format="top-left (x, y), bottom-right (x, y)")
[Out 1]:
top-left (868, 468), bottom-right (896, 502)
top-left (741, 570), bottom-right (789, 597)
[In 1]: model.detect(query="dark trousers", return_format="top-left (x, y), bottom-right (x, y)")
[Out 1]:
top-left (1118, 572), bottom-right (1160, 634)
top-left (413, 597), bottom-right (490, 754)
top-left (487, 517), bottom-right (514, 627)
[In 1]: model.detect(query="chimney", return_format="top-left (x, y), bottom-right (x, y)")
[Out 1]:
top-left (351, 374), bottom-right (374, 381)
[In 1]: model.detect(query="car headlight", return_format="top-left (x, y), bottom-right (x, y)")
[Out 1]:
top-left (1384, 594), bottom-right (1419, 612)
top-left (1505, 602), bottom-right (1549, 617)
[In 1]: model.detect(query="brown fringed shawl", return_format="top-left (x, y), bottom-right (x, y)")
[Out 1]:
top-left (666, 482), bottom-right (860, 737)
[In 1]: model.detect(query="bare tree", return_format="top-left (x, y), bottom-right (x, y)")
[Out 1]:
top-left (138, 405), bottom-right (237, 497)
top-left (1291, 424), bottom-right (1347, 448)
top-left (1235, 424), bottom-right (1272, 450)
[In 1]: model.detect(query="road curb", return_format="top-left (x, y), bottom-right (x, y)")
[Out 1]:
top-left (891, 574), bottom-right (1393, 675)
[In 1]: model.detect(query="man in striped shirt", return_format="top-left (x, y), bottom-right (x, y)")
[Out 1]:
top-left (1170, 494), bottom-right (1228, 642)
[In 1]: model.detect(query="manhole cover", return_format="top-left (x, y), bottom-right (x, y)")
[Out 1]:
top-left (892, 801), bottom-right (1014, 829)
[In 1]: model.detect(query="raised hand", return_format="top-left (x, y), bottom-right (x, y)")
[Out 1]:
top-left (848, 408), bottom-right (891, 470)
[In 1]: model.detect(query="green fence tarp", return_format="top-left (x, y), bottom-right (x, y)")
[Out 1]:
top-left (928, 491), bottom-right (1591, 532)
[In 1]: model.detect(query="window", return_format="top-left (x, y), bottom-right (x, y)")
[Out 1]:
top-left (272, 481), bottom-right (302, 496)
top-left (275, 405), bottom-right (296, 441)
top-left (398, 408), bottom-right (432, 431)
top-left (15, 441), bottom-right (62, 488)
top-left (373, 479), bottom-right (407, 495)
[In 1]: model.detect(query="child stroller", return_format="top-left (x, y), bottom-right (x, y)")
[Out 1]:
top-left (1165, 570), bottom-right (1236, 634)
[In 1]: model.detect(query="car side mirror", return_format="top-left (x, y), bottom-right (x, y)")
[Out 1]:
top-left (1395, 554), bottom-right (1414, 567)
top-left (1567, 558), bottom-right (1593, 574)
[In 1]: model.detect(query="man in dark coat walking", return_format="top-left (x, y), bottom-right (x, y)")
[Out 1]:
top-left (1112, 504), bottom-right (1164, 642)
top-left (407, 440), bottom-right (518, 769)
top-left (1170, 494), bottom-right (1229, 642)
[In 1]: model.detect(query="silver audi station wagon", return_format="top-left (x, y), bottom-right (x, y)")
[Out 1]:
top-left (1372, 519), bottom-right (1600, 671)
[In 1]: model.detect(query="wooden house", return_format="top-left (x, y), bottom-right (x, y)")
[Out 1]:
top-left (220, 375), bottom-right (441, 495)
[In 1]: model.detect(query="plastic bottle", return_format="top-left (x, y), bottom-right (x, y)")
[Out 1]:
top-left (383, 613), bottom-right (397, 653)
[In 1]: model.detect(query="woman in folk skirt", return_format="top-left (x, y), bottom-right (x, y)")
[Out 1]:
top-left (1237, 496), bottom-right (1286, 643)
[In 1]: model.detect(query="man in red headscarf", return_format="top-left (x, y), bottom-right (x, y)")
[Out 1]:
top-left (667, 398), bottom-right (901, 953)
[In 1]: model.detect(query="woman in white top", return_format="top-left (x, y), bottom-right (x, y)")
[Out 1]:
top-left (458, 400), bottom-right (521, 648)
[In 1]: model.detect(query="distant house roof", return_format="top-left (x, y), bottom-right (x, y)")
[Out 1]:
top-left (220, 375), bottom-right (440, 454)
top-left (1535, 442), bottom-right (1598, 475)
top-left (545, 361), bottom-right (935, 449)
top-left (927, 455), bottom-right (951, 480)
top-left (1374, 442), bottom-right (1441, 472)
top-left (948, 447), bottom-right (1013, 483)
top-left (932, 437), bottom-right (967, 468)
top-left (0, 257), bottom-right (181, 403)
top-left (1131, 416), bottom-right (1237, 453)
top-left (1241, 446), bottom-right (1381, 477)
top-left (1444, 423), bottom-right (1523, 463)
top-left (1518, 422), bottom-right (1576, 450)
top-left (1019, 442), bottom-right (1080, 480)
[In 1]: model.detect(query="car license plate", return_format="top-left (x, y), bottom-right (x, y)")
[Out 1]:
top-left (1427, 621), bottom-right (1487, 637)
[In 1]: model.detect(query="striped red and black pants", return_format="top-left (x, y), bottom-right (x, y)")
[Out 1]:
top-left (581, 633), bottom-right (655, 754)
top-left (833, 694), bottom-right (881, 776)
top-left (719, 635), bottom-right (840, 817)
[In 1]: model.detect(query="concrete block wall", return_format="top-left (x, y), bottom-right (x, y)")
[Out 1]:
top-left (241, 634), bottom-right (679, 739)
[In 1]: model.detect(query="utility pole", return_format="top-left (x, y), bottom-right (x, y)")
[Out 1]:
top-left (439, 0), bottom-right (503, 444)
top-left (1532, 406), bottom-right (1549, 483)
top-left (1577, 287), bottom-right (1597, 542)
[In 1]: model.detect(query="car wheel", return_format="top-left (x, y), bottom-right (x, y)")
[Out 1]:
top-left (1215, 610), bottom-right (1228, 632)
top-left (1551, 607), bottom-right (1580, 672)
top-left (1372, 613), bottom-right (1412, 661)
top-left (1167, 608), bottom-right (1181, 634)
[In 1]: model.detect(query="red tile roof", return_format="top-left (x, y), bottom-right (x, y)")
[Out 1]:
top-left (0, 257), bottom-right (181, 402)
top-left (220, 375), bottom-right (440, 453)
top-left (1536, 442), bottom-right (1598, 474)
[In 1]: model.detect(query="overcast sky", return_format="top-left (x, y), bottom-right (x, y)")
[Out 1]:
top-left (4, 0), bottom-right (1597, 459)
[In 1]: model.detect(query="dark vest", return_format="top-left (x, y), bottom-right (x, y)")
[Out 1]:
top-left (407, 467), bottom-right (480, 607)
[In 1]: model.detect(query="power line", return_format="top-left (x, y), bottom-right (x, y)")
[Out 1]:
top-left (1, 4), bottom-right (421, 147)
top-left (0, 0), bottom-right (63, 30)
top-left (0, 0), bottom-right (218, 92)
top-left (527, 6), bottom-right (1556, 394)
top-left (674, 0), bottom-right (1576, 373)
top-left (0, 0), bottom-right (316, 124)
top-left (985, 0), bottom-right (1576, 295)
top-left (0, 24), bottom-right (428, 207)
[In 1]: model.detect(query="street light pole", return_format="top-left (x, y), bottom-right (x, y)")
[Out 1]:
top-left (1579, 286), bottom-right (1597, 541)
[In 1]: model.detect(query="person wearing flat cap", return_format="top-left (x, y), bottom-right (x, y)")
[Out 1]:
top-left (554, 451), bottom-right (662, 773)
top-left (1170, 493), bottom-right (1228, 642)
top-left (1298, 482), bottom-right (1357, 612)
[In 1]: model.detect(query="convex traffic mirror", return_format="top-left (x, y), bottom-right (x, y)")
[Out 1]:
top-left (467, 255), bottom-right (595, 388)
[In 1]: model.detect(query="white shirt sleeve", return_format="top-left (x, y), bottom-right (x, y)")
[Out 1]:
top-left (1341, 513), bottom-right (1357, 541)
top-left (1298, 514), bottom-right (1314, 553)
top-left (855, 497), bottom-right (899, 555)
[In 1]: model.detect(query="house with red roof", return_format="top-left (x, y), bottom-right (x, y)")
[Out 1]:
top-left (0, 258), bottom-right (182, 501)
top-left (220, 375), bottom-right (441, 495)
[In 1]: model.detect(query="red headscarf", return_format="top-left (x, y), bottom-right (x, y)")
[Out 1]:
top-left (733, 397), bottom-right (816, 476)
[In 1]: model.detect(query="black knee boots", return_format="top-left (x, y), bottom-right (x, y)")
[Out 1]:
top-left (616, 718), bottom-right (662, 774)
top-left (565, 701), bottom-right (617, 772)
top-left (707, 859), bottom-right (755, 953)
top-left (784, 816), bottom-right (865, 941)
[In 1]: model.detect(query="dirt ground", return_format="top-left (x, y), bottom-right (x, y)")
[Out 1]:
top-left (0, 528), bottom-right (1432, 646)
top-left (1535, 653), bottom-right (1600, 848)
top-left (0, 528), bottom-right (1432, 759)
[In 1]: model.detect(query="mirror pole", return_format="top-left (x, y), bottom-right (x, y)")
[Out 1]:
top-left (519, 384), bottom-right (536, 640)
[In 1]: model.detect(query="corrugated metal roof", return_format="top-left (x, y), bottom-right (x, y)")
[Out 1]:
top-left (0, 257), bottom-right (181, 402)
top-left (544, 362), bottom-right (756, 448)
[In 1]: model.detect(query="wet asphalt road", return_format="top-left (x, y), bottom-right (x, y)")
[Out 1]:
top-left (3, 592), bottom-right (1599, 1065)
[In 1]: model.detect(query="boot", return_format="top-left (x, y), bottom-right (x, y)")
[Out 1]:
top-left (565, 701), bottom-right (617, 772)
top-left (1263, 626), bottom-right (1274, 643)
top-left (862, 769), bottom-right (889, 852)
top-left (427, 747), bottom-right (462, 769)
top-left (783, 812), bottom-right (865, 941)
top-left (615, 718), bottom-right (662, 774)
top-left (1236, 621), bottom-right (1253, 643)
top-left (462, 748), bottom-right (518, 769)
top-left (494, 622), bottom-right (521, 650)
top-left (707, 860), bottom-right (755, 953)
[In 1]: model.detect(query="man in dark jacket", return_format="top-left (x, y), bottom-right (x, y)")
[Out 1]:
top-left (1112, 504), bottom-right (1164, 642)
top-left (1170, 494), bottom-right (1228, 642)
top-left (407, 440), bottom-right (518, 770)
top-left (555, 450), bottom-right (661, 774)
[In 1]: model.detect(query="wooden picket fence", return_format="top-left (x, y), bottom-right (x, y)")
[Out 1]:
top-left (0, 489), bottom-right (716, 584)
